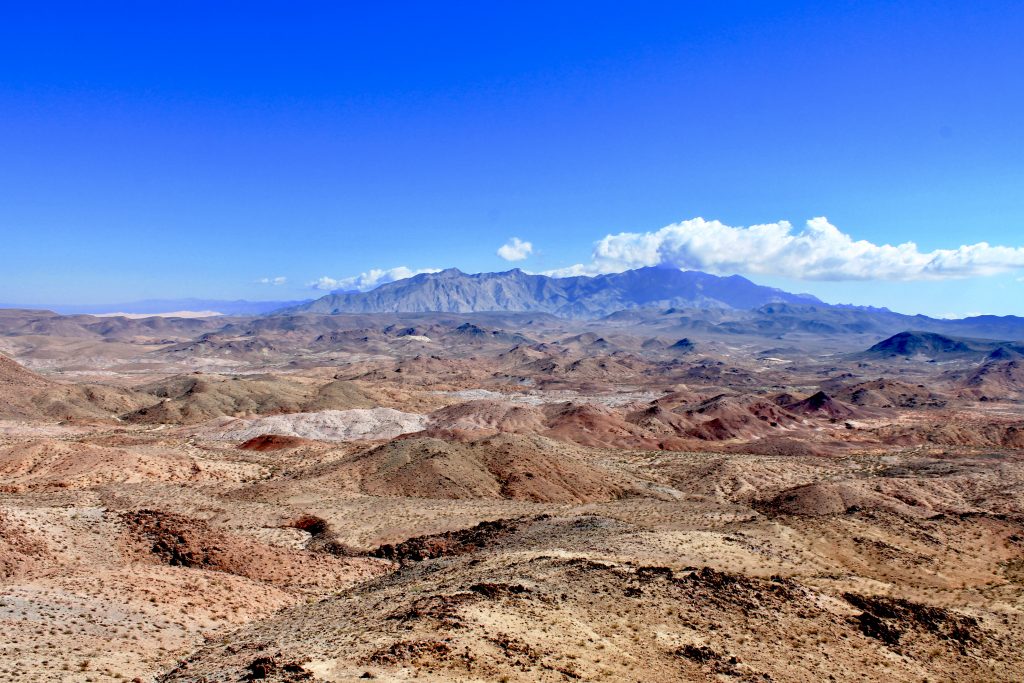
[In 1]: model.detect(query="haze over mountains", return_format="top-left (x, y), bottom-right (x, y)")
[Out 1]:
top-left (0, 298), bottom-right (311, 317)
top-left (10, 266), bottom-right (1024, 342)
top-left (271, 266), bottom-right (1024, 342)
top-left (6, 267), bottom-right (1024, 349)
top-left (284, 266), bottom-right (824, 317)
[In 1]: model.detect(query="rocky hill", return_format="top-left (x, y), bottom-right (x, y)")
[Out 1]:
top-left (865, 331), bottom-right (1024, 360)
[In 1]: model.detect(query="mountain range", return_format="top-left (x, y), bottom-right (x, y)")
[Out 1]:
top-left (274, 266), bottom-right (1024, 341)
top-left (6, 267), bottom-right (1024, 341)
top-left (280, 266), bottom-right (823, 318)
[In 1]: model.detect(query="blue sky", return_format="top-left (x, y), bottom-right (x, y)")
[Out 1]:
top-left (1, 1), bottom-right (1023, 316)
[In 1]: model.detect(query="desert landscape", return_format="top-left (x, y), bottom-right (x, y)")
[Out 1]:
top-left (2, 269), bottom-right (1023, 682)
top-left (5, 5), bottom-right (1024, 681)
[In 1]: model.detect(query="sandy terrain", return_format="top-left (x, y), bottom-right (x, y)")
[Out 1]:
top-left (0, 309), bottom-right (1022, 681)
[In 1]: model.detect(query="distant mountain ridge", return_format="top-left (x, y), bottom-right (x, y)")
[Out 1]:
top-left (279, 266), bottom-right (823, 318)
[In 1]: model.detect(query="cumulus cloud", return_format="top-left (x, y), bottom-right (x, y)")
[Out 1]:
top-left (257, 276), bottom-right (287, 285)
top-left (310, 266), bottom-right (441, 292)
top-left (545, 217), bottom-right (1024, 281)
top-left (497, 237), bottom-right (533, 261)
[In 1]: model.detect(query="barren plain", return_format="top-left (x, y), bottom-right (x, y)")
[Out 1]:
top-left (1, 307), bottom-right (1022, 682)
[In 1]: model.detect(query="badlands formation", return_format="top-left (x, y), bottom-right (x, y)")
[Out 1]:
top-left (0, 304), bottom-right (1022, 682)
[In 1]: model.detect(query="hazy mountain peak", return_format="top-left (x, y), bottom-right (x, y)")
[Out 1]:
top-left (436, 267), bottom-right (465, 277)
top-left (280, 266), bottom-right (823, 318)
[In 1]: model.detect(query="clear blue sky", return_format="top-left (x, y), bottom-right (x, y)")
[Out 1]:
top-left (2, 1), bottom-right (1022, 315)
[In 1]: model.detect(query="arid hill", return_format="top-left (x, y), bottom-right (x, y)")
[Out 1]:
top-left (956, 358), bottom-right (1024, 400)
top-left (0, 352), bottom-right (152, 421)
top-left (865, 330), bottom-right (1024, 360)
top-left (1, 307), bottom-right (1023, 682)
top-left (323, 434), bottom-right (628, 503)
top-left (828, 378), bottom-right (947, 408)
top-left (124, 374), bottom-right (375, 424)
top-left (159, 514), bottom-right (1024, 683)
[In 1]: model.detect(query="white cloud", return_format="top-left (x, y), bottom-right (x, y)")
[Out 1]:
top-left (545, 217), bottom-right (1024, 281)
top-left (310, 276), bottom-right (342, 291)
top-left (309, 266), bottom-right (441, 292)
top-left (497, 237), bottom-right (533, 262)
top-left (257, 276), bottom-right (287, 286)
